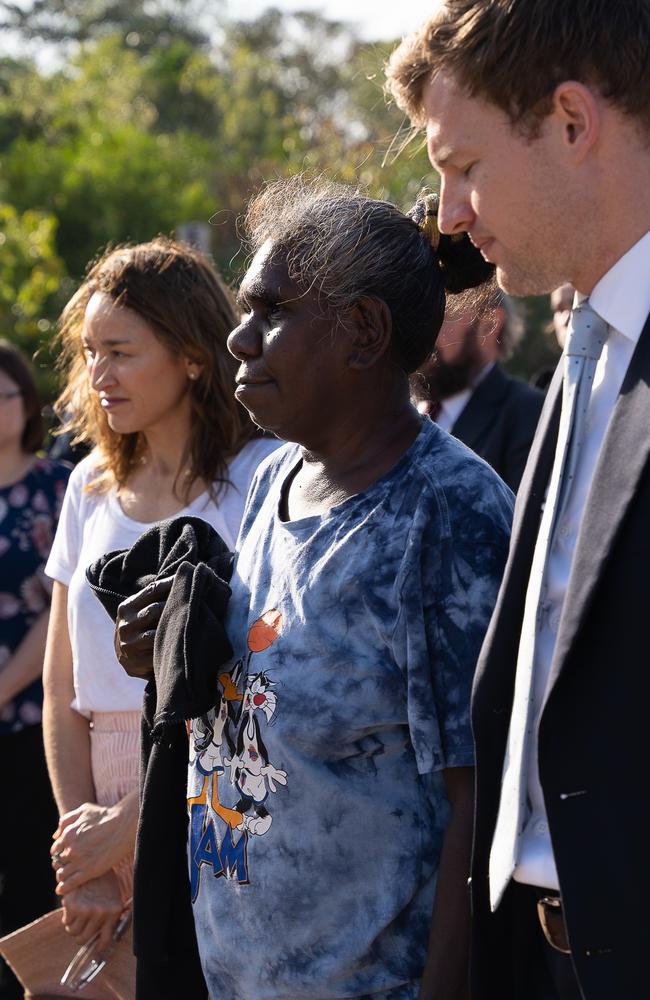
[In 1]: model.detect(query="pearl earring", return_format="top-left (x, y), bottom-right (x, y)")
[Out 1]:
top-left (188, 371), bottom-right (198, 380)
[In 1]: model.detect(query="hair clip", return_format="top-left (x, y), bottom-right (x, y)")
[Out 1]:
top-left (411, 191), bottom-right (467, 249)
top-left (417, 192), bottom-right (441, 251)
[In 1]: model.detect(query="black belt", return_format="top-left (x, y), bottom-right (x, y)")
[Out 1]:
top-left (534, 889), bottom-right (571, 955)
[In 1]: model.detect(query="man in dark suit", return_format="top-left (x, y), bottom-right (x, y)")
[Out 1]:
top-left (415, 294), bottom-right (543, 491)
top-left (387, 2), bottom-right (649, 998)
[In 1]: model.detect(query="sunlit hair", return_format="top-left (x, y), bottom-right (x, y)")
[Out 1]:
top-left (54, 237), bottom-right (256, 497)
top-left (469, 285), bottom-right (524, 360)
top-left (244, 175), bottom-right (494, 374)
top-left (386, 0), bottom-right (650, 139)
top-left (435, 285), bottom-right (524, 366)
top-left (0, 339), bottom-right (44, 453)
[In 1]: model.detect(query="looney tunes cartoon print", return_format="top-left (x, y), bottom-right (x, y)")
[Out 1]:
top-left (188, 609), bottom-right (287, 898)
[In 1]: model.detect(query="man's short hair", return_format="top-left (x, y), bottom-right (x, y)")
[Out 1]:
top-left (386, 0), bottom-right (650, 138)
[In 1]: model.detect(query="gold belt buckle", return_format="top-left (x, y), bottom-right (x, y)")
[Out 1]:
top-left (536, 895), bottom-right (571, 955)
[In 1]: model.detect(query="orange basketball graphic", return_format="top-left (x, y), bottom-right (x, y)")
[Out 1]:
top-left (247, 608), bottom-right (283, 652)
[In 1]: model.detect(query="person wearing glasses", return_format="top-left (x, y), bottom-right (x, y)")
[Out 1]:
top-left (0, 340), bottom-right (70, 1000)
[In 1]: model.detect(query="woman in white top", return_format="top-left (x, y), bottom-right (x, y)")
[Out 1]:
top-left (42, 238), bottom-right (279, 961)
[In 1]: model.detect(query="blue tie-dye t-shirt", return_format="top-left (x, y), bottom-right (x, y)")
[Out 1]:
top-left (187, 419), bottom-right (513, 1000)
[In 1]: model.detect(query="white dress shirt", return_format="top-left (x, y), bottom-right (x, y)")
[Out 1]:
top-left (436, 388), bottom-right (472, 432)
top-left (513, 230), bottom-right (650, 889)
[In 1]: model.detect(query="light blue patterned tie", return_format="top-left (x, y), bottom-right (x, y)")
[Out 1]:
top-left (488, 296), bottom-right (608, 910)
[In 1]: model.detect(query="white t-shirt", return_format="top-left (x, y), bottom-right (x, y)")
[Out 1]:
top-left (45, 438), bottom-right (280, 716)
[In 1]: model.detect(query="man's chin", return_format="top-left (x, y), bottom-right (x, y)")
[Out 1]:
top-left (496, 263), bottom-right (559, 298)
top-left (495, 264), bottom-right (533, 296)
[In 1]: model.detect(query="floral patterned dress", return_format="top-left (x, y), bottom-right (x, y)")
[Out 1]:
top-left (0, 457), bottom-right (70, 734)
top-left (0, 458), bottom-right (70, 995)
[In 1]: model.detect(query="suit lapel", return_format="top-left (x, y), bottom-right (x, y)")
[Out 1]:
top-left (548, 312), bottom-right (650, 693)
top-left (472, 365), bottom-right (562, 711)
top-left (452, 364), bottom-right (508, 450)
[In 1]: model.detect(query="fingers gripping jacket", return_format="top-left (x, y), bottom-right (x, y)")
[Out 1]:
top-left (86, 515), bottom-right (234, 732)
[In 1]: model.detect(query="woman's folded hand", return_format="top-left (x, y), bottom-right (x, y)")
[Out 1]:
top-left (51, 792), bottom-right (139, 893)
top-left (60, 869), bottom-right (125, 953)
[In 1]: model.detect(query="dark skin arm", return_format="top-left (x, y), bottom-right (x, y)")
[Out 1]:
top-left (113, 576), bottom-right (173, 679)
top-left (419, 766), bottom-right (474, 1000)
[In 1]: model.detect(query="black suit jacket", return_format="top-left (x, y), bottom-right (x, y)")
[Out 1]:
top-left (451, 363), bottom-right (544, 492)
top-left (470, 317), bottom-right (650, 999)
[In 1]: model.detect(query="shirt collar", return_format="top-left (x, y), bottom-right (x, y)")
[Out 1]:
top-left (440, 387), bottom-right (473, 425)
top-left (472, 360), bottom-right (495, 387)
top-left (588, 230), bottom-right (650, 345)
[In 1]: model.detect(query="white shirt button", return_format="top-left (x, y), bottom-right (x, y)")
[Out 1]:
top-left (558, 524), bottom-right (569, 539)
top-left (535, 821), bottom-right (549, 835)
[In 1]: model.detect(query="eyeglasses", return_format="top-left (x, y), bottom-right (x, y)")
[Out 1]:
top-left (0, 390), bottom-right (21, 403)
top-left (60, 907), bottom-right (132, 991)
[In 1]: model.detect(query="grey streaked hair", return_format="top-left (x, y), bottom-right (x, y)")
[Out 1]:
top-left (243, 174), bottom-right (494, 374)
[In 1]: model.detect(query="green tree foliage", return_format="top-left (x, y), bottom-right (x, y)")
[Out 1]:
top-left (0, 37), bottom-right (217, 277)
top-left (0, 4), bottom-right (551, 394)
top-left (0, 202), bottom-right (66, 395)
top-left (0, 9), bottom-right (434, 280)
top-left (0, 0), bottom-right (210, 48)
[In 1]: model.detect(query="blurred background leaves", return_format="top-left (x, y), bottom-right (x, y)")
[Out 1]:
top-left (0, 1), bottom-right (557, 397)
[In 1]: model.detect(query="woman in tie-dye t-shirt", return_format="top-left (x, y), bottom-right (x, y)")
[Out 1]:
top-left (124, 177), bottom-right (514, 1000)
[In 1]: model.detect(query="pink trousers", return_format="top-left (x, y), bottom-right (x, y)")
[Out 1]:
top-left (89, 710), bottom-right (141, 904)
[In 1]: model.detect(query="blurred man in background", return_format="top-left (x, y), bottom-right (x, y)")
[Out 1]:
top-left (533, 285), bottom-right (574, 390)
top-left (415, 291), bottom-right (543, 491)
top-left (549, 284), bottom-right (574, 350)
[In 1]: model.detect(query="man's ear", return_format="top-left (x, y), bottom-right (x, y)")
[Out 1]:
top-left (552, 81), bottom-right (601, 163)
top-left (346, 296), bottom-right (393, 370)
